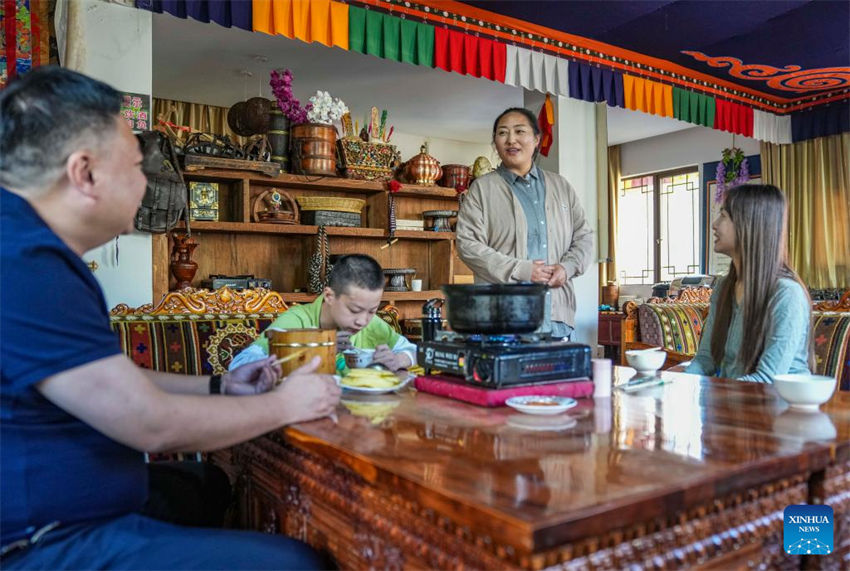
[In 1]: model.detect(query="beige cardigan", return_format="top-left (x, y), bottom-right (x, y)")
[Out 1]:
top-left (455, 169), bottom-right (594, 326)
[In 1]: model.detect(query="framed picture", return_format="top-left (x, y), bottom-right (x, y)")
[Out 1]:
top-left (703, 175), bottom-right (761, 275)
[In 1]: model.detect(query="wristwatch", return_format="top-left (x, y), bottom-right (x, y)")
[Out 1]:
top-left (209, 374), bottom-right (223, 395)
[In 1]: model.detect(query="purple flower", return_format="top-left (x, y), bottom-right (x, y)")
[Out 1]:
top-left (270, 69), bottom-right (309, 124)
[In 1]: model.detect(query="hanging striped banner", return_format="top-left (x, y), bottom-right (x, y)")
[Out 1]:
top-left (714, 98), bottom-right (754, 136)
top-left (349, 5), bottom-right (433, 66)
top-left (790, 103), bottom-right (850, 142)
top-left (504, 45), bottom-right (566, 95)
top-left (672, 87), bottom-right (715, 127)
top-left (568, 61), bottom-right (623, 107)
top-left (623, 75), bottom-right (673, 118)
top-left (753, 109), bottom-right (792, 144)
top-left (431, 26), bottom-right (505, 81)
top-left (253, 0), bottom-right (348, 50)
top-left (137, 1), bottom-right (252, 31)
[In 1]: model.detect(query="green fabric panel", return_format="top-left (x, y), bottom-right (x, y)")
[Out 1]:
top-left (672, 88), bottom-right (683, 120)
top-left (365, 9), bottom-right (384, 57)
top-left (348, 6), bottom-right (366, 54)
top-left (704, 95), bottom-right (716, 128)
top-left (697, 93), bottom-right (708, 127)
top-left (416, 21), bottom-right (434, 67)
top-left (689, 92), bottom-right (699, 125)
top-left (400, 18), bottom-right (418, 64)
top-left (382, 14), bottom-right (401, 62)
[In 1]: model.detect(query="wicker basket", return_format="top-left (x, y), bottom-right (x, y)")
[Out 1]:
top-left (295, 195), bottom-right (365, 214)
top-left (337, 138), bottom-right (401, 182)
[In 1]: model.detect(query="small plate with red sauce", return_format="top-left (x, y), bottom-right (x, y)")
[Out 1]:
top-left (505, 396), bottom-right (577, 415)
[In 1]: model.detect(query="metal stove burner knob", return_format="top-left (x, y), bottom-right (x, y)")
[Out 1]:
top-left (472, 358), bottom-right (492, 383)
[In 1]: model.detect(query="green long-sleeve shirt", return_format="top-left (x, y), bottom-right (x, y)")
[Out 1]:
top-left (685, 277), bottom-right (811, 383)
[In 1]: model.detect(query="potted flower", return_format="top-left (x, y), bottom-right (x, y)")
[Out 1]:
top-left (268, 69), bottom-right (310, 172)
top-left (288, 90), bottom-right (349, 177)
top-left (715, 147), bottom-right (749, 203)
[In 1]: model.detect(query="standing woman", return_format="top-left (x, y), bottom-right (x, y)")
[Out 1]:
top-left (686, 184), bottom-right (812, 382)
top-left (455, 108), bottom-right (594, 339)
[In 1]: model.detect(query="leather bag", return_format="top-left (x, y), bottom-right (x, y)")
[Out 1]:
top-left (134, 131), bottom-right (189, 233)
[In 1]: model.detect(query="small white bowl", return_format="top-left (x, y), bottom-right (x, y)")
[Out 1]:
top-left (343, 348), bottom-right (375, 368)
top-left (773, 374), bottom-right (837, 411)
top-left (625, 348), bottom-right (667, 375)
top-left (505, 396), bottom-right (577, 415)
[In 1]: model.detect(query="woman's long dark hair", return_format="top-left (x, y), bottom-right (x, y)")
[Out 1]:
top-left (710, 184), bottom-right (812, 373)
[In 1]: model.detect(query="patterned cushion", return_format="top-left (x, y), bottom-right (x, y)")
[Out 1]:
top-left (111, 316), bottom-right (276, 375)
top-left (811, 312), bottom-right (850, 390)
top-left (638, 303), bottom-right (709, 355)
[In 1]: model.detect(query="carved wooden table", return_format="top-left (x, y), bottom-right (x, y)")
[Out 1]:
top-left (214, 370), bottom-right (850, 570)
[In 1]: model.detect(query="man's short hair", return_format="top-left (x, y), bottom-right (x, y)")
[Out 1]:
top-left (0, 66), bottom-right (122, 194)
top-left (327, 255), bottom-right (385, 295)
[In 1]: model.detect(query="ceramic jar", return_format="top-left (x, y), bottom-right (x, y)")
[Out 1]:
top-left (404, 143), bottom-right (442, 185)
top-left (439, 164), bottom-right (470, 189)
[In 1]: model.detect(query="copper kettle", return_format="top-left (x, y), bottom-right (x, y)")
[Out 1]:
top-left (403, 143), bottom-right (442, 185)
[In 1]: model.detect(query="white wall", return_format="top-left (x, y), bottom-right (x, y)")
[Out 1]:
top-left (391, 131), bottom-right (494, 169)
top-left (71, 0), bottom-right (153, 309)
top-left (619, 125), bottom-right (760, 178)
top-left (524, 92), bottom-right (599, 348)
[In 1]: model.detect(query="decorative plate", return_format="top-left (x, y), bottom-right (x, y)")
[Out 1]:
top-left (340, 373), bottom-right (415, 395)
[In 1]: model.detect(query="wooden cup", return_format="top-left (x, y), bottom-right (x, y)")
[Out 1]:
top-left (267, 328), bottom-right (337, 378)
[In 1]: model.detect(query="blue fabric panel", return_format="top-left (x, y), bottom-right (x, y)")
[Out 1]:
top-left (791, 101), bottom-right (850, 142)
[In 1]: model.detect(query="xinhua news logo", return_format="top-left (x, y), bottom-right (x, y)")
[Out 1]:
top-left (783, 505), bottom-right (833, 555)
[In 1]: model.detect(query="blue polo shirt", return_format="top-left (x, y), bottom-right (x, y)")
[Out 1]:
top-left (1, 189), bottom-right (147, 545)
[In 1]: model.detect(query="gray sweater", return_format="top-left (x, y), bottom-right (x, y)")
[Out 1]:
top-left (686, 277), bottom-right (811, 383)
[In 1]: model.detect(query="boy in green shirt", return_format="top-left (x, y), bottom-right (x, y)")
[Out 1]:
top-left (229, 255), bottom-right (416, 372)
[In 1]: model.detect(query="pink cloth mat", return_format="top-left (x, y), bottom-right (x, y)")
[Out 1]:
top-left (414, 375), bottom-right (594, 407)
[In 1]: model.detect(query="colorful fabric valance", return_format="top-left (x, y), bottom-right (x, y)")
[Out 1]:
top-left (672, 87), bottom-right (715, 127)
top-left (252, 0), bottom-right (348, 49)
top-left (348, 5), bottom-right (433, 66)
top-left (753, 109), bottom-right (791, 144)
top-left (791, 103), bottom-right (850, 143)
top-left (623, 75), bottom-right (673, 118)
top-left (504, 45), bottom-right (565, 95)
top-left (568, 61), bottom-right (623, 107)
top-left (714, 98), bottom-right (754, 137)
top-left (433, 27), bottom-right (505, 82)
top-left (137, 0), bottom-right (252, 31)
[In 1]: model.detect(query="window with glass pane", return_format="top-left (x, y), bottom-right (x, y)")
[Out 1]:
top-left (617, 168), bottom-right (700, 285)
top-left (617, 176), bottom-right (654, 285)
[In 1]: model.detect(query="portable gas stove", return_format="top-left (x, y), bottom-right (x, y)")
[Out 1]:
top-left (417, 331), bottom-right (592, 389)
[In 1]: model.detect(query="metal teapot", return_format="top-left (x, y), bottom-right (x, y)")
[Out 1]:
top-left (403, 143), bottom-right (442, 185)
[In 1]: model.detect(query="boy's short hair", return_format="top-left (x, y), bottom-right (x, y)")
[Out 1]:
top-left (327, 255), bottom-right (384, 295)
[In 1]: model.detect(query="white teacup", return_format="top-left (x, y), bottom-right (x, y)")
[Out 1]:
top-left (625, 348), bottom-right (666, 375)
top-left (343, 348), bottom-right (376, 369)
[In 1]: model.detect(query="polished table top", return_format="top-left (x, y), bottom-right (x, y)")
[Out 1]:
top-left (280, 368), bottom-right (850, 552)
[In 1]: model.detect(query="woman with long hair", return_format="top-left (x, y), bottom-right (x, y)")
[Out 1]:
top-left (686, 184), bottom-right (812, 382)
top-left (455, 107), bottom-right (594, 339)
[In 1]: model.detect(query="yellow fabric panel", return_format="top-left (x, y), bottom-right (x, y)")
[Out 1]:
top-left (623, 75), bottom-right (640, 111)
top-left (253, 0), bottom-right (273, 34)
top-left (661, 83), bottom-right (674, 117)
top-left (330, 1), bottom-right (349, 50)
top-left (634, 77), bottom-right (646, 112)
top-left (267, 0), bottom-right (293, 38)
top-left (292, 0), bottom-right (310, 42)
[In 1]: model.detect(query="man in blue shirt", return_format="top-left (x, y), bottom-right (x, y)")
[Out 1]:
top-left (0, 67), bottom-right (340, 569)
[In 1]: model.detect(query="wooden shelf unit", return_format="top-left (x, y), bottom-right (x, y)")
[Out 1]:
top-left (154, 169), bottom-right (470, 320)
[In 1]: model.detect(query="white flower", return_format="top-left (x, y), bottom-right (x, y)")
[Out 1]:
top-left (306, 90), bottom-right (348, 124)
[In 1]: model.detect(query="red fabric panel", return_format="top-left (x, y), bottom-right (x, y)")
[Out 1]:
top-left (448, 29), bottom-right (465, 74)
top-left (464, 34), bottom-right (479, 77)
top-left (434, 26), bottom-right (450, 71)
top-left (715, 99), bottom-right (755, 136)
top-left (4, 0), bottom-right (17, 80)
top-left (478, 36), bottom-right (493, 80)
top-left (492, 41), bottom-right (507, 83)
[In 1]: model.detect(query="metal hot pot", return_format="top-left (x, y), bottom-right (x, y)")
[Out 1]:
top-left (441, 283), bottom-right (547, 334)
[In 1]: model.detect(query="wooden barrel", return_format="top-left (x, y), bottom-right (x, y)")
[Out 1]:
top-left (268, 109), bottom-right (291, 172)
top-left (291, 123), bottom-right (338, 177)
top-left (267, 328), bottom-right (337, 377)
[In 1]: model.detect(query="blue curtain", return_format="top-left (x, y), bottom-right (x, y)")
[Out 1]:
top-left (136, 1), bottom-right (252, 31)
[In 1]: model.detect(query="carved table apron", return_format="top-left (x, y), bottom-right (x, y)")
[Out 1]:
top-left (213, 371), bottom-right (850, 570)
